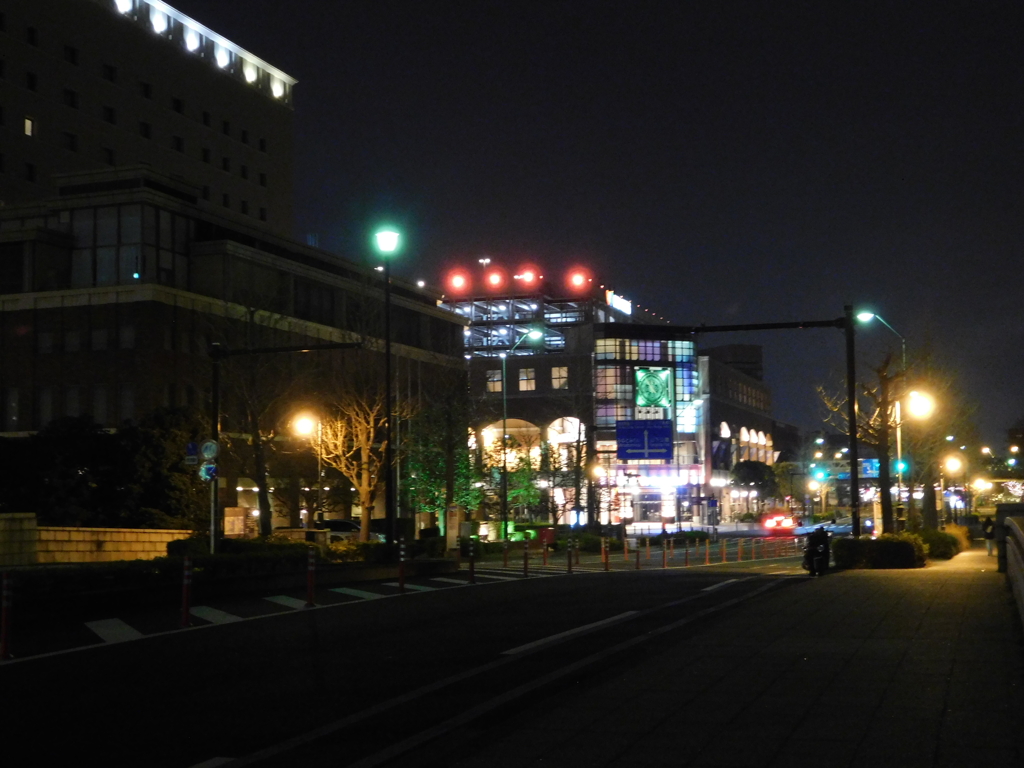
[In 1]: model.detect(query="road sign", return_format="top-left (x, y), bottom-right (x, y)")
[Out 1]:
top-left (200, 440), bottom-right (219, 461)
top-left (185, 442), bottom-right (198, 466)
top-left (615, 420), bottom-right (673, 461)
top-left (198, 461), bottom-right (217, 482)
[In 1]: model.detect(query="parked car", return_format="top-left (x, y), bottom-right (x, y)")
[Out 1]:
top-left (763, 512), bottom-right (798, 535)
top-left (321, 519), bottom-right (385, 543)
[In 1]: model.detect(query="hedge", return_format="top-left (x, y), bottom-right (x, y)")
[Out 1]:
top-left (832, 533), bottom-right (926, 569)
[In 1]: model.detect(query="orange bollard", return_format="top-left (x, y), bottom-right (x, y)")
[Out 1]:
top-left (646, 537), bottom-right (651, 560)
top-left (738, 539), bottom-right (743, 561)
top-left (720, 539), bottom-right (726, 562)
top-left (662, 541), bottom-right (667, 569)
top-left (704, 539), bottom-right (710, 565)
top-left (624, 536), bottom-right (629, 562)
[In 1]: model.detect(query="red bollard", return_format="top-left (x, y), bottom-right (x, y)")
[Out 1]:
top-left (738, 539), bottom-right (744, 561)
top-left (705, 539), bottom-right (710, 565)
top-left (623, 536), bottom-right (629, 562)
top-left (720, 539), bottom-right (726, 562)
top-left (523, 540), bottom-right (529, 578)
top-left (398, 536), bottom-right (407, 594)
top-left (662, 541), bottom-right (667, 569)
top-left (305, 547), bottom-right (317, 607)
top-left (1, 572), bottom-right (12, 660)
top-left (635, 547), bottom-right (641, 570)
top-left (646, 537), bottom-right (651, 560)
top-left (180, 556), bottom-right (192, 628)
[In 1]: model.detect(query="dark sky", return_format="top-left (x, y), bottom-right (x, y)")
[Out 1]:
top-left (173, 0), bottom-right (1023, 444)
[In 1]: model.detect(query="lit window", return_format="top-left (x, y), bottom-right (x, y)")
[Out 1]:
top-left (552, 366), bottom-right (568, 390)
top-left (486, 370), bottom-right (502, 393)
top-left (519, 368), bottom-right (536, 392)
top-left (24, 117), bottom-right (35, 136)
top-left (185, 29), bottom-right (200, 51)
top-left (215, 47), bottom-right (230, 69)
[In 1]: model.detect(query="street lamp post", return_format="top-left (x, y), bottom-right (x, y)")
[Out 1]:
top-left (374, 227), bottom-right (401, 546)
top-left (294, 415), bottom-right (323, 528)
top-left (500, 328), bottom-right (543, 540)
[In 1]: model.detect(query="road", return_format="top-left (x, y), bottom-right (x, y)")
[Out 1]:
top-left (3, 555), bottom-right (806, 767)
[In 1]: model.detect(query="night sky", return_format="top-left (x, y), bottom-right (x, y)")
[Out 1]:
top-left (172, 0), bottom-right (1023, 443)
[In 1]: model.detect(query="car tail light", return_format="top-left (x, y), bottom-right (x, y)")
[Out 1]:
top-left (782, 518), bottom-right (794, 528)
top-left (765, 518), bottom-right (777, 528)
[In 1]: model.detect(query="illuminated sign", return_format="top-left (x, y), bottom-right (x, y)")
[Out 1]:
top-left (605, 291), bottom-right (632, 315)
top-left (635, 368), bottom-right (672, 408)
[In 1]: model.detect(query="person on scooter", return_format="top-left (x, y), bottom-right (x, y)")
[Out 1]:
top-left (806, 525), bottom-right (830, 577)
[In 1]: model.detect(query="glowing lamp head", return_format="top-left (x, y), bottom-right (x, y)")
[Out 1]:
top-left (373, 228), bottom-right (401, 255)
top-left (570, 272), bottom-right (586, 287)
top-left (526, 329), bottom-right (543, 340)
top-left (856, 311), bottom-right (876, 323)
top-left (293, 416), bottom-right (316, 437)
top-left (448, 273), bottom-right (469, 291)
top-left (944, 457), bottom-right (963, 473)
top-left (906, 390), bottom-right (935, 420)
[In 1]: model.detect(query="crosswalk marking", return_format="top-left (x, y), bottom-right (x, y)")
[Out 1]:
top-left (382, 582), bottom-right (435, 591)
top-left (85, 618), bottom-right (143, 643)
top-left (431, 577), bottom-right (470, 585)
top-left (330, 587), bottom-right (385, 600)
top-left (472, 573), bottom-right (519, 581)
top-left (190, 606), bottom-right (243, 624)
top-left (264, 595), bottom-right (308, 609)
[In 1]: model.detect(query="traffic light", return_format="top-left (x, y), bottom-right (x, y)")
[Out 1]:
top-left (812, 467), bottom-right (829, 482)
top-left (894, 459), bottom-right (908, 473)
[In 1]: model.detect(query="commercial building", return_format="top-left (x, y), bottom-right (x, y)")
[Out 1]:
top-left (440, 265), bottom-right (780, 531)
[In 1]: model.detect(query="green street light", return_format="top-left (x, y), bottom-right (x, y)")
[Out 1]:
top-left (374, 225), bottom-right (401, 546)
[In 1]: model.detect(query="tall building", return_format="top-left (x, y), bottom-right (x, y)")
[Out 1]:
top-left (440, 263), bottom-right (779, 530)
top-left (0, 0), bottom-right (466, 534)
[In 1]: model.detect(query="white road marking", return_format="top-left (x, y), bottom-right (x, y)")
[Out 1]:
top-left (330, 587), bottom-right (386, 600)
top-left (702, 578), bottom-right (739, 592)
top-left (264, 595), bottom-right (308, 609)
top-left (188, 759), bottom-right (234, 767)
top-left (431, 577), bottom-right (470, 585)
top-left (472, 573), bottom-right (518, 581)
top-left (502, 612), bottom-right (638, 655)
top-left (85, 618), bottom-right (144, 643)
top-left (190, 606), bottom-right (242, 624)
top-left (381, 582), bottom-right (435, 592)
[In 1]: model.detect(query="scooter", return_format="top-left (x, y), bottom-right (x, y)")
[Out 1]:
top-left (801, 543), bottom-right (829, 576)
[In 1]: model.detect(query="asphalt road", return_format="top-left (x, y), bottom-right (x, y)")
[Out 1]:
top-left (3, 557), bottom-right (806, 767)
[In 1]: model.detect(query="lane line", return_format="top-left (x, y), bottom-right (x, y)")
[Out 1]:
top-left (331, 587), bottom-right (386, 600)
top-left (264, 595), bottom-right (308, 610)
top-left (381, 583), bottom-right (435, 592)
top-left (228, 576), bottom-right (777, 767)
top-left (702, 578), bottom-right (740, 592)
top-left (502, 612), bottom-right (639, 655)
top-left (84, 618), bottom-right (144, 643)
top-left (190, 606), bottom-right (243, 624)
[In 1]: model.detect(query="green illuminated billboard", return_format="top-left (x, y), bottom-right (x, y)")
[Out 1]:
top-left (635, 368), bottom-right (672, 408)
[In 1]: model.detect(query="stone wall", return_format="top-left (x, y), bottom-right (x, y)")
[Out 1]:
top-left (0, 514), bottom-right (190, 565)
top-left (0, 514), bottom-right (39, 567)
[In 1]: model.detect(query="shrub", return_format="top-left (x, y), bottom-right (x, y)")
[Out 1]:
top-left (944, 523), bottom-right (972, 551)
top-left (326, 539), bottom-right (388, 563)
top-left (831, 533), bottom-right (926, 569)
top-left (920, 528), bottom-right (962, 560)
top-left (831, 536), bottom-right (866, 569)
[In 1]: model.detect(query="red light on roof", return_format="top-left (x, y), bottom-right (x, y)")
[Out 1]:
top-left (566, 267), bottom-right (592, 291)
top-left (448, 272), bottom-right (470, 292)
top-left (485, 269), bottom-right (508, 290)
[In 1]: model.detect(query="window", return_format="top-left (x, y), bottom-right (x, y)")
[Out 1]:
top-left (552, 366), bottom-right (568, 390)
top-left (259, 172), bottom-right (267, 187)
top-left (26, 27), bottom-right (37, 46)
top-left (221, 157), bottom-right (230, 172)
top-left (92, 385), bottom-right (107, 425)
top-left (240, 164), bottom-right (248, 180)
top-left (240, 129), bottom-right (249, 144)
top-left (240, 200), bottom-right (249, 215)
top-left (62, 89), bottom-right (79, 108)
top-left (91, 329), bottom-right (108, 351)
top-left (140, 81), bottom-right (152, 99)
top-left (25, 72), bottom-right (37, 91)
top-left (221, 193), bottom-right (229, 207)
top-left (0, 60), bottom-right (5, 79)
top-left (24, 163), bottom-right (36, 182)
top-left (102, 63), bottom-right (116, 82)
top-left (202, 186), bottom-right (210, 201)
top-left (37, 387), bottom-right (53, 427)
top-left (65, 330), bottom-right (81, 352)
top-left (139, 122), bottom-right (151, 139)
top-left (4, 388), bottom-right (19, 431)
top-left (102, 105), bottom-right (116, 124)
top-left (102, 147), bottom-right (115, 165)
top-left (64, 45), bottom-right (78, 65)
top-left (65, 387), bottom-right (81, 418)
top-left (24, 117), bottom-right (34, 136)
top-left (259, 207), bottom-right (267, 221)
top-left (202, 111), bottom-right (211, 127)
top-left (202, 147), bottom-right (211, 163)
top-left (259, 137), bottom-right (268, 152)
top-left (172, 97), bottom-right (183, 114)
top-left (519, 368), bottom-right (536, 391)
top-left (172, 136), bottom-right (184, 152)
top-left (486, 370), bottom-right (503, 393)
top-left (62, 132), bottom-right (78, 152)
top-left (37, 332), bottom-right (54, 354)
top-left (119, 325), bottom-right (135, 349)
top-left (119, 384), bottom-right (135, 423)
top-left (222, 120), bottom-right (230, 136)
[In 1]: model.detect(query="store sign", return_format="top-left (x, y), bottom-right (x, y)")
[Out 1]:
top-left (616, 420), bottom-right (673, 461)
top-left (636, 406), bottom-right (666, 420)
top-left (605, 290), bottom-right (632, 315)
top-left (635, 368), bottom-right (672, 408)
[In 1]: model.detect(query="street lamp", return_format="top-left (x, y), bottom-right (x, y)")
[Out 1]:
top-left (374, 226), bottom-right (401, 546)
top-left (500, 328), bottom-right (544, 540)
top-left (943, 455), bottom-right (964, 523)
top-left (857, 311), bottom-right (909, 532)
top-left (293, 414), bottom-right (322, 528)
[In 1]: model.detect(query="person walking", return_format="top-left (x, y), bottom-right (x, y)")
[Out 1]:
top-left (982, 516), bottom-right (996, 556)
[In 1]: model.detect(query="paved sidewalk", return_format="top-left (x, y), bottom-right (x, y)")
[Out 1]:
top-left (448, 544), bottom-right (1024, 767)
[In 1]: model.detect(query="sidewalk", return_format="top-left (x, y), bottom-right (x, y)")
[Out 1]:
top-left (453, 543), bottom-right (1024, 768)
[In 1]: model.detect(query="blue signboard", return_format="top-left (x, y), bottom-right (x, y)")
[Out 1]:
top-left (616, 420), bottom-right (674, 461)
